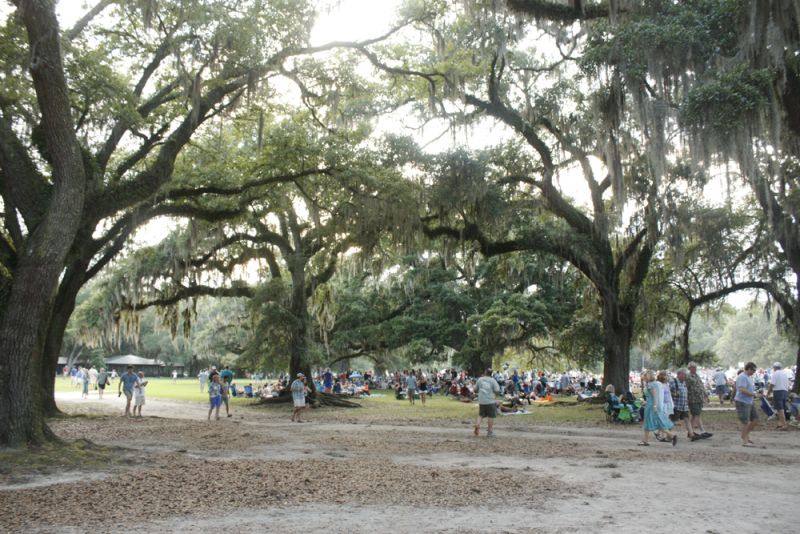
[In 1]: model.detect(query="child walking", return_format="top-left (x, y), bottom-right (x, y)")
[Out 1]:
top-left (133, 372), bottom-right (148, 417)
top-left (208, 374), bottom-right (222, 420)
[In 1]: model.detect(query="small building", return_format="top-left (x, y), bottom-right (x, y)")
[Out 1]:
top-left (104, 354), bottom-right (166, 376)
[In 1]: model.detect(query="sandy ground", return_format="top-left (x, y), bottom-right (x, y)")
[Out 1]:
top-left (1, 392), bottom-right (797, 533)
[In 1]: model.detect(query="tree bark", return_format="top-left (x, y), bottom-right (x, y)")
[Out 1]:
top-left (0, 1), bottom-right (87, 446)
top-left (40, 260), bottom-right (89, 416)
top-left (601, 294), bottom-right (633, 394)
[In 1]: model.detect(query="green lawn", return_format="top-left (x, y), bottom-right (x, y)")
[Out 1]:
top-left (54, 376), bottom-right (255, 404)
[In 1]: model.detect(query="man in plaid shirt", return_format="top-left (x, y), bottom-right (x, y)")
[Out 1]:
top-left (686, 362), bottom-right (712, 439)
top-left (670, 369), bottom-right (699, 441)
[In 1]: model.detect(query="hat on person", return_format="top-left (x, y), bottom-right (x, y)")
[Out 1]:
top-left (297, 373), bottom-right (305, 378)
top-left (773, 362), bottom-right (783, 369)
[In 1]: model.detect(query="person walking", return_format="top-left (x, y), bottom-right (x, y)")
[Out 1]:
top-left (474, 368), bottom-right (500, 437)
top-left (418, 372), bottom-right (428, 406)
top-left (208, 373), bottom-right (223, 420)
top-left (89, 366), bottom-right (98, 391)
top-left (220, 378), bottom-right (232, 418)
top-left (406, 371), bottom-right (417, 406)
top-left (686, 362), bottom-right (712, 439)
top-left (290, 373), bottom-right (309, 423)
top-left (133, 372), bottom-right (148, 417)
top-left (712, 368), bottom-right (728, 405)
top-left (670, 369), bottom-right (699, 441)
top-left (735, 362), bottom-right (760, 447)
top-left (80, 367), bottom-right (90, 399)
top-left (198, 368), bottom-right (209, 392)
top-left (118, 365), bottom-right (140, 417)
top-left (97, 368), bottom-right (109, 400)
top-left (639, 370), bottom-right (677, 446)
top-left (767, 362), bottom-right (789, 430)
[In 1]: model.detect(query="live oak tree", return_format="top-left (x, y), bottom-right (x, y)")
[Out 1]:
top-left (577, 0), bottom-right (800, 389)
top-left (0, 0), bottom-right (399, 445)
top-left (329, 249), bottom-right (578, 375)
top-left (362, 2), bottom-right (690, 391)
top-left (80, 117), bottom-right (420, 390)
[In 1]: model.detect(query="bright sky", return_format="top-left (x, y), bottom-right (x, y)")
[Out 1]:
top-left (311, 0), bottom-right (401, 45)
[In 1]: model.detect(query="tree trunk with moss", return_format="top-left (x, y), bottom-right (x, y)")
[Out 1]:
top-left (0, 0), bottom-right (87, 445)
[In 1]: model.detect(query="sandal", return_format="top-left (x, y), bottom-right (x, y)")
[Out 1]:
top-left (742, 443), bottom-right (756, 448)
top-left (637, 441), bottom-right (650, 446)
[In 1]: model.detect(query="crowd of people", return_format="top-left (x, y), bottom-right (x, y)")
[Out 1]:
top-left (63, 365), bottom-right (115, 399)
top-left (65, 358), bottom-right (799, 446)
top-left (608, 361), bottom-right (797, 447)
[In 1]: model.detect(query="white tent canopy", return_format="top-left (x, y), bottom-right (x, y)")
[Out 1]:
top-left (104, 354), bottom-right (165, 367)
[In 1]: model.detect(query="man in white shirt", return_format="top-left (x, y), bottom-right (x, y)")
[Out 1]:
top-left (767, 362), bottom-right (789, 430)
top-left (712, 368), bottom-right (728, 405)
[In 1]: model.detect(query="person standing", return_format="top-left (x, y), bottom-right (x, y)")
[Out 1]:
top-left (133, 372), bottom-right (148, 417)
top-left (474, 368), bottom-right (500, 437)
top-left (670, 369), bottom-right (698, 441)
top-left (290, 373), bottom-right (309, 423)
top-left (322, 368), bottom-right (334, 393)
top-left (559, 372), bottom-right (571, 395)
top-left (80, 367), bottom-right (90, 399)
top-left (767, 362), bottom-right (789, 430)
top-left (406, 371), bottom-right (417, 406)
top-left (118, 365), bottom-right (140, 417)
top-left (220, 379), bottom-right (232, 418)
top-left (208, 374), bottom-right (222, 421)
top-left (685, 362), bottom-right (712, 439)
top-left (639, 370), bottom-right (677, 446)
top-left (418, 372), bottom-right (428, 406)
top-left (198, 368), bottom-right (209, 392)
top-left (735, 362), bottom-right (760, 447)
top-left (712, 368), bottom-right (728, 405)
top-left (97, 368), bottom-right (109, 400)
top-left (171, 369), bottom-right (178, 384)
top-left (89, 366), bottom-right (98, 391)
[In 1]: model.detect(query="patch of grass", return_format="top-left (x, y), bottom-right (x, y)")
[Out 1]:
top-left (55, 377), bottom-right (257, 405)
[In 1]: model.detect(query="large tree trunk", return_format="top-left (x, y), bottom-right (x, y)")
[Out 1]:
top-left (40, 261), bottom-right (88, 416)
top-left (0, 1), bottom-right (87, 446)
top-left (601, 294), bottom-right (633, 394)
top-left (287, 254), bottom-right (313, 391)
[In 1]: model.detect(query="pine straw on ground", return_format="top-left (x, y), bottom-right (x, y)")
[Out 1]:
top-left (0, 455), bottom-right (574, 531)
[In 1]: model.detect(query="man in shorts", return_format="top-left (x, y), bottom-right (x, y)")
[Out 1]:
top-left (117, 365), bottom-right (139, 417)
top-left (686, 362), bottom-right (712, 439)
top-left (670, 368), bottom-right (698, 441)
top-left (767, 362), bottom-right (789, 430)
top-left (291, 373), bottom-right (309, 423)
top-left (712, 368), bottom-right (728, 404)
top-left (406, 371), bottom-right (417, 406)
top-left (474, 368), bottom-right (500, 437)
top-left (735, 362), bottom-right (760, 447)
top-left (97, 368), bottom-right (109, 400)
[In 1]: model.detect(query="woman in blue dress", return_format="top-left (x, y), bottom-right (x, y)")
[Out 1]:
top-left (639, 370), bottom-right (677, 446)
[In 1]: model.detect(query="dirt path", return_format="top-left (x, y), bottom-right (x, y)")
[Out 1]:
top-left (1, 394), bottom-right (796, 533)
